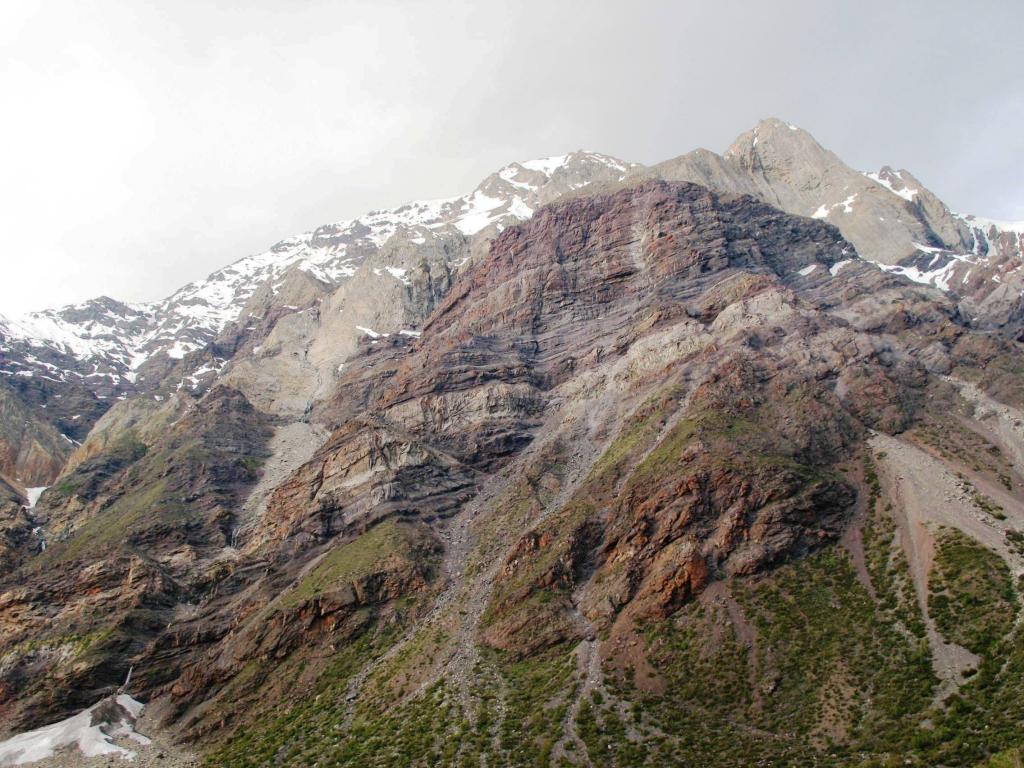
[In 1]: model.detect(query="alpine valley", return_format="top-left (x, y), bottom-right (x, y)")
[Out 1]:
top-left (1, 119), bottom-right (1023, 768)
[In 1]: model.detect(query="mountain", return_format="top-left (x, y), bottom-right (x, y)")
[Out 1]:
top-left (639, 119), bottom-right (1024, 330)
top-left (0, 151), bottom-right (634, 484)
top-left (1, 122), bottom-right (1023, 768)
top-left (2, 126), bottom-right (1020, 487)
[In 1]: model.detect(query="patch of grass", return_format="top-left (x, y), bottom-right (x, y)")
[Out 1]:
top-left (46, 478), bottom-right (172, 563)
top-left (955, 474), bottom-right (1007, 519)
top-left (862, 452), bottom-right (927, 639)
top-left (281, 518), bottom-right (437, 608)
top-left (594, 546), bottom-right (939, 766)
top-left (920, 618), bottom-right (1024, 765)
top-left (733, 548), bottom-right (935, 759)
top-left (1005, 529), bottom-right (1024, 558)
top-left (928, 528), bottom-right (1017, 655)
top-left (490, 645), bottom-right (576, 766)
top-left (976, 748), bottom-right (1024, 768)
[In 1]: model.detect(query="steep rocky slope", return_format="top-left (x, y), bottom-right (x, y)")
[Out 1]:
top-left (640, 118), bottom-right (1024, 333)
top-left (3, 121), bottom-right (1020, 494)
top-left (0, 380), bottom-right (70, 488)
top-left (0, 152), bottom-right (634, 484)
top-left (3, 175), bottom-right (1023, 767)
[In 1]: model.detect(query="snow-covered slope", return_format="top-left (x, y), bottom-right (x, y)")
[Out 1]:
top-left (0, 151), bottom-right (633, 390)
top-left (0, 695), bottom-right (148, 765)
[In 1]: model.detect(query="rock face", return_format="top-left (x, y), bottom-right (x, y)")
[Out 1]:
top-left (0, 474), bottom-right (33, 578)
top-left (0, 381), bottom-right (69, 488)
top-left (3, 121), bottom-right (1019, 473)
top-left (1, 126), bottom-right (1024, 767)
top-left (639, 118), bottom-right (1024, 335)
top-left (0, 386), bottom-right (271, 726)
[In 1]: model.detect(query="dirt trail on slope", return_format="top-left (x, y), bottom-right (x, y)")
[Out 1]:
top-left (870, 433), bottom-right (990, 697)
top-left (234, 420), bottom-right (330, 545)
top-left (839, 461), bottom-right (875, 597)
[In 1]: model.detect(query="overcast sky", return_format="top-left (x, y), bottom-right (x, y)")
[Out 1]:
top-left (1, 0), bottom-right (1021, 314)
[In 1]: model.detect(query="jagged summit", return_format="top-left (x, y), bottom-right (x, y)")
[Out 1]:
top-left (643, 118), bottom-right (1024, 326)
top-left (1, 150), bottom-right (633, 380)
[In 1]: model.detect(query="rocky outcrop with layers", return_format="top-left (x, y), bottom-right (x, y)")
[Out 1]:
top-left (1, 127), bottom-right (1023, 767)
top-left (639, 118), bottom-right (1024, 335)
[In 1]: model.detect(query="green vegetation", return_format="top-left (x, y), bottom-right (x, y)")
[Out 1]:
top-left (66, 480), bottom-right (173, 562)
top-left (928, 527), bottom-right (1017, 655)
top-left (734, 549), bottom-right (935, 756)
top-left (861, 452), bottom-right (927, 638)
top-left (201, 402), bottom-right (1024, 766)
top-left (977, 749), bottom-right (1024, 768)
top-left (204, 531), bottom-right (1024, 767)
top-left (1006, 528), bottom-right (1024, 557)
top-left (580, 546), bottom-right (940, 767)
top-left (577, 691), bottom-right (651, 767)
top-left (281, 518), bottom-right (437, 608)
top-left (618, 548), bottom-right (936, 765)
top-left (206, 615), bottom-right (403, 767)
top-left (49, 431), bottom-right (148, 500)
top-left (917, 620), bottom-right (1024, 765)
top-left (491, 647), bottom-right (576, 765)
top-left (207, 630), bottom-right (578, 768)
top-left (28, 409), bottom-right (269, 568)
top-left (954, 473), bottom-right (1007, 519)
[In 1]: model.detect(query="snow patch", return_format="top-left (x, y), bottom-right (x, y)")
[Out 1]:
top-left (798, 264), bottom-right (819, 276)
top-left (959, 214), bottom-right (1024, 236)
top-left (25, 487), bottom-right (47, 509)
top-left (355, 326), bottom-right (388, 339)
top-left (0, 695), bottom-right (149, 766)
top-left (879, 250), bottom-right (976, 292)
top-left (3, 149), bottom-right (632, 381)
top-left (864, 170), bottom-right (918, 201)
top-left (812, 194), bottom-right (857, 219)
top-left (520, 154), bottom-right (570, 175)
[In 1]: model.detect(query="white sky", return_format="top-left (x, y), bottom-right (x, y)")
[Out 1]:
top-left (1, 0), bottom-right (1021, 314)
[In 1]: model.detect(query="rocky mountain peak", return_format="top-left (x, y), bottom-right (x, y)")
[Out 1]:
top-left (724, 117), bottom-right (833, 166)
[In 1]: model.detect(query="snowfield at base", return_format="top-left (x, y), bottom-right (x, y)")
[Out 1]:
top-left (0, 696), bottom-right (149, 766)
